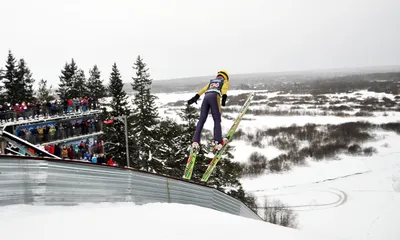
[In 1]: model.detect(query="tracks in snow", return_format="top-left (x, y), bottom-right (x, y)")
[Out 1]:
top-left (248, 170), bottom-right (371, 193)
top-left (257, 188), bottom-right (348, 211)
top-left (246, 170), bottom-right (369, 211)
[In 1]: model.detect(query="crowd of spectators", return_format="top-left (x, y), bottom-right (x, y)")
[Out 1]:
top-left (16, 117), bottom-right (102, 145)
top-left (1, 96), bottom-right (118, 167)
top-left (5, 138), bottom-right (116, 166)
top-left (42, 138), bottom-right (117, 166)
top-left (0, 96), bottom-right (101, 124)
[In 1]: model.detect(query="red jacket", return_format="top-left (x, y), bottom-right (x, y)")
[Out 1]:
top-left (13, 105), bottom-right (21, 113)
top-left (107, 158), bottom-right (114, 166)
top-left (49, 145), bottom-right (55, 154)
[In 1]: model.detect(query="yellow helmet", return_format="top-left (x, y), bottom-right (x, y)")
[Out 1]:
top-left (217, 70), bottom-right (229, 81)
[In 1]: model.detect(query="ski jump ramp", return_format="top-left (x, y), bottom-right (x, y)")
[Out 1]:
top-left (0, 155), bottom-right (262, 221)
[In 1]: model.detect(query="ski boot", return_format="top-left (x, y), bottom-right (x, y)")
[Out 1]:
top-left (213, 137), bottom-right (229, 154)
top-left (189, 142), bottom-right (200, 152)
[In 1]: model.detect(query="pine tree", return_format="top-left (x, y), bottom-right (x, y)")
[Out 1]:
top-left (87, 65), bottom-right (106, 101)
top-left (160, 105), bottom-right (199, 177)
top-left (37, 79), bottom-right (54, 102)
top-left (226, 186), bottom-right (258, 212)
top-left (156, 117), bottom-right (185, 176)
top-left (130, 55), bottom-right (160, 172)
top-left (73, 69), bottom-right (88, 98)
top-left (57, 58), bottom-right (78, 100)
top-left (109, 63), bottom-right (130, 118)
top-left (16, 58), bottom-right (35, 102)
top-left (103, 63), bottom-right (131, 166)
top-left (3, 50), bottom-right (19, 104)
top-left (155, 104), bottom-right (213, 180)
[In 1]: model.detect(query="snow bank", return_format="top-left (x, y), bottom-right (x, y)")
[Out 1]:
top-left (0, 203), bottom-right (336, 240)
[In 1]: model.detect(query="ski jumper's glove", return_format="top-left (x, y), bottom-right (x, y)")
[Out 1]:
top-left (221, 94), bottom-right (227, 106)
top-left (188, 94), bottom-right (200, 105)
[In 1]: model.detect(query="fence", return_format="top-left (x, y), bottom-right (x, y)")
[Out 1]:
top-left (0, 155), bottom-right (262, 221)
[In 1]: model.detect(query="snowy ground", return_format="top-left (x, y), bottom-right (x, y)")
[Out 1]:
top-left (237, 131), bottom-right (400, 240)
top-left (233, 130), bottom-right (400, 240)
top-left (0, 203), bottom-right (336, 240)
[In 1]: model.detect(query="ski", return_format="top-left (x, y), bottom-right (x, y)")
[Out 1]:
top-left (201, 92), bottom-right (255, 182)
top-left (182, 144), bottom-right (200, 179)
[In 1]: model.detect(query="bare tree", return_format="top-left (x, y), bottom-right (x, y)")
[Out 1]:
top-left (263, 198), bottom-right (298, 229)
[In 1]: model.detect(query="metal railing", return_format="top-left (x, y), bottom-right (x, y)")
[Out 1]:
top-left (0, 155), bottom-right (262, 221)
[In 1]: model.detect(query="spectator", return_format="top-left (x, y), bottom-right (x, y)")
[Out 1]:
top-left (73, 98), bottom-right (80, 112)
top-left (68, 145), bottom-right (74, 159)
top-left (91, 154), bottom-right (97, 163)
top-left (0, 104), bottom-right (5, 123)
top-left (54, 143), bottom-right (61, 157)
top-left (44, 144), bottom-right (50, 152)
top-left (67, 99), bottom-right (73, 113)
top-left (14, 103), bottom-right (21, 120)
top-left (107, 157), bottom-right (114, 166)
top-left (97, 154), bottom-right (105, 164)
top-left (61, 146), bottom-right (68, 158)
top-left (83, 151), bottom-right (91, 161)
top-left (49, 144), bottom-right (55, 155)
top-left (74, 144), bottom-right (80, 159)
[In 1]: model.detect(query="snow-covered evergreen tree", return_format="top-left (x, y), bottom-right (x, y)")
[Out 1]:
top-left (16, 58), bottom-right (35, 102)
top-left (73, 69), bottom-right (88, 98)
top-left (129, 55), bottom-right (160, 172)
top-left (57, 58), bottom-right (78, 100)
top-left (103, 63), bottom-right (131, 166)
top-left (36, 79), bottom-right (54, 102)
top-left (226, 186), bottom-right (258, 213)
top-left (87, 65), bottom-right (106, 101)
top-left (109, 63), bottom-right (130, 118)
top-left (156, 117), bottom-right (185, 176)
top-left (3, 50), bottom-right (19, 104)
top-left (159, 105), bottom-right (199, 177)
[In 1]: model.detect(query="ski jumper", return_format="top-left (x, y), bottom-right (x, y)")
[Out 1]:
top-left (191, 74), bottom-right (229, 144)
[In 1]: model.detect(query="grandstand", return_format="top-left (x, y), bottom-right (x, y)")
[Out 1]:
top-left (0, 108), bottom-right (105, 162)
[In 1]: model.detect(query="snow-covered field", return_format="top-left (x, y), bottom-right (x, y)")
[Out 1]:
top-left (153, 89), bottom-right (400, 240)
top-left (241, 130), bottom-right (400, 240)
top-left (153, 89), bottom-right (400, 133)
top-left (0, 203), bottom-right (334, 240)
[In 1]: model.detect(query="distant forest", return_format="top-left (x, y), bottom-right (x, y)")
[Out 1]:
top-left (136, 71), bottom-right (400, 95)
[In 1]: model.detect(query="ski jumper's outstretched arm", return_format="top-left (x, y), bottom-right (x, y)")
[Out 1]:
top-left (187, 83), bottom-right (209, 105)
top-left (221, 80), bottom-right (229, 106)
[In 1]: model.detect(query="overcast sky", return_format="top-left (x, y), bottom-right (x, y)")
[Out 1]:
top-left (1, 0), bottom-right (399, 87)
